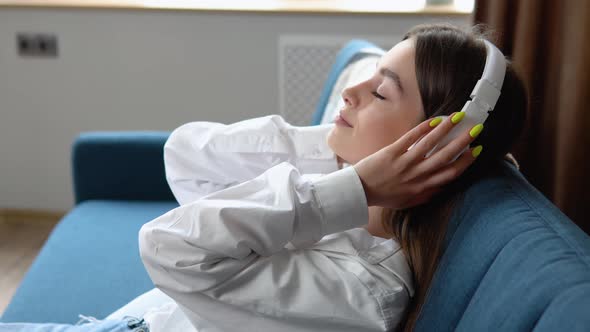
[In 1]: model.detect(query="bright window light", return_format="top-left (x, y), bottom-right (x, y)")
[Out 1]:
top-left (332, 0), bottom-right (427, 12)
top-left (48, 0), bottom-right (474, 14)
top-left (454, 0), bottom-right (475, 13)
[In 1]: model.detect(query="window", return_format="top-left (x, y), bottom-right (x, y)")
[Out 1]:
top-left (0, 0), bottom-right (475, 14)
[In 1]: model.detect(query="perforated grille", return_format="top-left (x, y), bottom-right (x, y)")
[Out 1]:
top-left (278, 35), bottom-right (397, 126)
top-left (280, 42), bottom-right (341, 126)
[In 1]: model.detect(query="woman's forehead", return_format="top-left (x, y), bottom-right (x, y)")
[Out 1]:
top-left (381, 39), bottom-right (415, 70)
top-left (380, 38), bottom-right (424, 117)
top-left (378, 39), bottom-right (418, 93)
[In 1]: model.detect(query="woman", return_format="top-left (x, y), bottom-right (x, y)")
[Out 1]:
top-left (138, 23), bottom-right (527, 332)
top-left (0, 23), bottom-right (526, 332)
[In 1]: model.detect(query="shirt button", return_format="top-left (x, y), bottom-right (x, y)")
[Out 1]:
top-left (313, 145), bottom-right (322, 156)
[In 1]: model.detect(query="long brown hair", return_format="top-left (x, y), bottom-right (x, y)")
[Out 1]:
top-left (385, 24), bottom-right (529, 331)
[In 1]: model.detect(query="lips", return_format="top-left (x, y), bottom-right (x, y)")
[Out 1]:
top-left (338, 111), bottom-right (353, 127)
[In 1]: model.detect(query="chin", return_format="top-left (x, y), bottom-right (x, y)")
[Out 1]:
top-left (327, 130), bottom-right (346, 161)
top-left (327, 127), bottom-right (362, 165)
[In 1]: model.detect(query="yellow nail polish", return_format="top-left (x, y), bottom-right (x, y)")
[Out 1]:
top-left (470, 124), bottom-right (484, 138)
top-left (429, 117), bottom-right (442, 127)
top-left (472, 145), bottom-right (483, 158)
top-left (451, 112), bottom-right (465, 124)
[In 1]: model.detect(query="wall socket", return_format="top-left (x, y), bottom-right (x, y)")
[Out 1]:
top-left (17, 33), bottom-right (58, 58)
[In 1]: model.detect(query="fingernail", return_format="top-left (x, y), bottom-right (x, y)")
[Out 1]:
top-left (429, 117), bottom-right (442, 127)
top-left (451, 112), bottom-right (465, 124)
top-left (469, 124), bottom-right (484, 138)
top-left (472, 145), bottom-right (483, 158)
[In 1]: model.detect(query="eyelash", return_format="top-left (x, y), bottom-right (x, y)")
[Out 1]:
top-left (372, 91), bottom-right (386, 100)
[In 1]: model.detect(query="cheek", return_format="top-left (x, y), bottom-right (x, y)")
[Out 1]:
top-left (327, 106), bottom-right (419, 164)
top-left (356, 111), bottom-right (407, 151)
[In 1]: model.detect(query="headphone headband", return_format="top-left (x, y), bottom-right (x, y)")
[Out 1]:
top-left (469, 39), bottom-right (506, 112)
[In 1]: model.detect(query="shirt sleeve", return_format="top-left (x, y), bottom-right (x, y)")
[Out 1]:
top-left (139, 163), bottom-right (412, 331)
top-left (139, 161), bottom-right (368, 289)
top-left (164, 115), bottom-right (339, 205)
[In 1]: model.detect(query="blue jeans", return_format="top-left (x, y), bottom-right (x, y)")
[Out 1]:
top-left (0, 315), bottom-right (149, 332)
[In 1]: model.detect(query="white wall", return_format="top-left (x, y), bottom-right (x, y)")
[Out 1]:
top-left (0, 8), bottom-right (470, 211)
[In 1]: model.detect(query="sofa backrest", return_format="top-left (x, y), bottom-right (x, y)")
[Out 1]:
top-left (72, 131), bottom-right (175, 204)
top-left (415, 161), bottom-right (590, 331)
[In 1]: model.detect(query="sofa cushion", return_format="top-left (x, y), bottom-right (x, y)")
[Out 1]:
top-left (1, 200), bottom-right (177, 324)
top-left (415, 161), bottom-right (590, 331)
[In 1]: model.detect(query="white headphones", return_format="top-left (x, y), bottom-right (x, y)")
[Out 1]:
top-left (421, 39), bottom-right (506, 159)
top-left (458, 39), bottom-right (506, 126)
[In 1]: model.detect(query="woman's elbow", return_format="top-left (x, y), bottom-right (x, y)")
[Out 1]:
top-left (138, 221), bottom-right (178, 290)
top-left (164, 121), bottom-right (213, 167)
top-left (164, 122), bottom-right (213, 205)
top-left (138, 223), bottom-right (157, 270)
top-left (138, 219), bottom-right (235, 293)
top-left (163, 123), bottom-right (194, 181)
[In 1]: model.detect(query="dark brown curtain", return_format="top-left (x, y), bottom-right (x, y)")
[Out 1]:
top-left (473, 0), bottom-right (590, 234)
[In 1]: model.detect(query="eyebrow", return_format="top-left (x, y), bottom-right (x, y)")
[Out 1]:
top-left (379, 68), bottom-right (404, 94)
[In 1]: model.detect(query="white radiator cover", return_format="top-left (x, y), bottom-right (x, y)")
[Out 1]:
top-left (278, 35), bottom-right (401, 126)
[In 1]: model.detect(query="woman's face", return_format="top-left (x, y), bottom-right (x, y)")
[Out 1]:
top-left (327, 38), bottom-right (425, 164)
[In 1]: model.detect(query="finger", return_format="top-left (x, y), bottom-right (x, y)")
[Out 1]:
top-left (403, 112), bottom-right (462, 165)
top-left (421, 147), bottom-right (478, 189)
top-left (383, 117), bottom-right (439, 156)
top-left (410, 121), bottom-right (480, 177)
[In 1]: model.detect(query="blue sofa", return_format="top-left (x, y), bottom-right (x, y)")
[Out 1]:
top-left (2, 41), bottom-right (590, 331)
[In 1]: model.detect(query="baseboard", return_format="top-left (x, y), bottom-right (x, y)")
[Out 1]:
top-left (0, 208), bottom-right (65, 224)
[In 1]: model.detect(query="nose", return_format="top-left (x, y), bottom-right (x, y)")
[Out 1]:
top-left (341, 86), bottom-right (359, 108)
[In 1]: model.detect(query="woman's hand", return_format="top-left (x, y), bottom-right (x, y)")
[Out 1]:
top-left (353, 112), bottom-right (481, 209)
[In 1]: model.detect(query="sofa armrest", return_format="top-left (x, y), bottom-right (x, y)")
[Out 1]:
top-left (72, 131), bottom-right (175, 204)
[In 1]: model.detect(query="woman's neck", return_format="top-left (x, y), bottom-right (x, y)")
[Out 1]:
top-left (337, 155), bottom-right (345, 169)
top-left (365, 206), bottom-right (393, 239)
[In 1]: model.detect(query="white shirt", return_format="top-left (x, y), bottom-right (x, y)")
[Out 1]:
top-left (138, 115), bottom-right (414, 332)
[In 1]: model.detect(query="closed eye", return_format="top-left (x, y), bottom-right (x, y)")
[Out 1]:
top-left (372, 91), bottom-right (385, 100)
